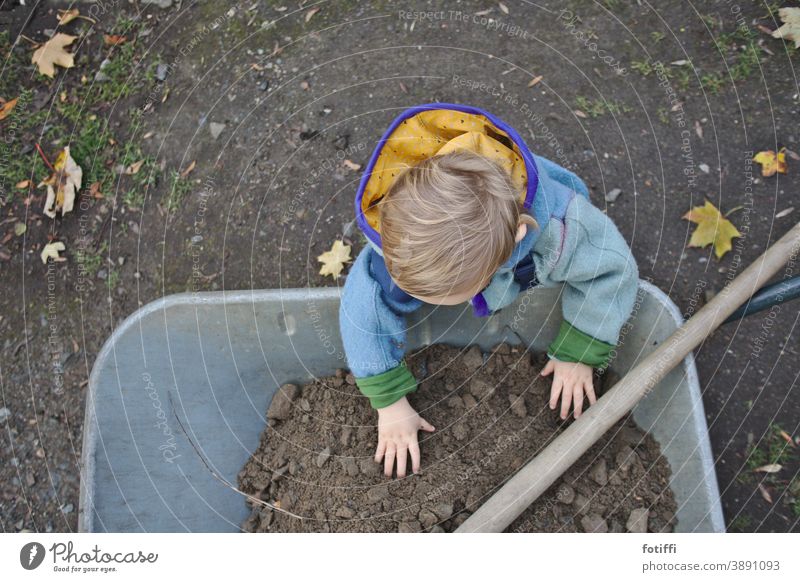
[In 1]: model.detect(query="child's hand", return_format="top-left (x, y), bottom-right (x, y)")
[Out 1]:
top-left (540, 358), bottom-right (597, 420)
top-left (375, 396), bottom-right (435, 478)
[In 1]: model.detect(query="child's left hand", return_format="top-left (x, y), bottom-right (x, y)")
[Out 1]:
top-left (540, 358), bottom-right (596, 419)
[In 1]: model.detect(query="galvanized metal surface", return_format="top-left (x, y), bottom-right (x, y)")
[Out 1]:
top-left (79, 282), bottom-right (724, 532)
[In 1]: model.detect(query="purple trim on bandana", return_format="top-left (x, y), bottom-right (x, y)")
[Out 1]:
top-left (470, 292), bottom-right (491, 317)
top-left (354, 102), bottom-right (540, 249)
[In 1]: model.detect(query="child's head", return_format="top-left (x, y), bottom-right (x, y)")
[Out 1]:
top-left (379, 150), bottom-right (537, 305)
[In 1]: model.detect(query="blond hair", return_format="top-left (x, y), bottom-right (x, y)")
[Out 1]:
top-left (379, 150), bottom-right (538, 299)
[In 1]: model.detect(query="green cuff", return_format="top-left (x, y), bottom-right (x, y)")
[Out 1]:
top-left (355, 361), bottom-right (418, 409)
top-left (547, 320), bottom-right (615, 369)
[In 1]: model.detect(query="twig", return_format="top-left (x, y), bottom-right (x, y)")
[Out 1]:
top-left (167, 392), bottom-right (304, 520)
top-left (34, 143), bottom-right (55, 173)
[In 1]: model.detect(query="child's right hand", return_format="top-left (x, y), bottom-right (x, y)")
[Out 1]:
top-left (375, 396), bottom-right (435, 478)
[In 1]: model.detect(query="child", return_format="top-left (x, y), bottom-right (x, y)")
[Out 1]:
top-left (339, 103), bottom-right (639, 479)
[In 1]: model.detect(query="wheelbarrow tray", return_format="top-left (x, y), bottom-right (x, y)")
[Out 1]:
top-left (79, 281), bottom-right (725, 532)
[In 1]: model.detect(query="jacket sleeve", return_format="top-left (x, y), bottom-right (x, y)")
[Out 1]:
top-left (339, 245), bottom-right (424, 409)
top-left (531, 194), bottom-right (639, 369)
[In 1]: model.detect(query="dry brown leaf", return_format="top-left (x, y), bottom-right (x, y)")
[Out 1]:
top-left (574, 110), bottom-right (588, 119)
top-left (89, 182), bottom-right (102, 199)
top-left (757, 483), bottom-right (773, 504)
top-left (682, 200), bottom-right (741, 260)
top-left (753, 463), bottom-right (782, 474)
top-left (317, 240), bottom-right (351, 279)
top-left (0, 97), bottom-right (19, 121)
top-left (528, 75), bottom-right (543, 88)
top-left (31, 33), bottom-right (77, 78)
top-left (103, 34), bottom-right (127, 46)
top-left (772, 7), bottom-right (800, 48)
top-left (57, 8), bottom-right (80, 25)
top-left (180, 160), bottom-right (197, 178)
top-left (16, 180), bottom-right (30, 189)
top-left (40, 241), bottom-right (66, 264)
top-left (305, 7), bottom-right (320, 23)
top-left (125, 160), bottom-right (145, 175)
top-left (753, 148), bottom-right (788, 177)
top-left (41, 146), bottom-right (82, 218)
top-left (343, 159), bottom-right (361, 171)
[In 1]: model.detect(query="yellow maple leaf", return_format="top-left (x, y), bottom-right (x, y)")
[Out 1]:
top-left (772, 7), bottom-right (800, 49)
top-left (40, 241), bottom-right (66, 264)
top-left (317, 240), bottom-right (352, 279)
top-left (753, 148), bottom-right (787, 177)
top-left (0, 97), bottom-right (19, 121)
top-left (683, 200), bottom-right (741, 260)
top-left (41, 146), bottom-right (82, 218)
top-left (31, 33), bottom-right (77, 78)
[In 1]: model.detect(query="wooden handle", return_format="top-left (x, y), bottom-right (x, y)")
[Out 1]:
top-left (456, 221), bottom-right (800, 533)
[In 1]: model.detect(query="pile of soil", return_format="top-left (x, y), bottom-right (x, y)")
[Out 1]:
top-left (238, 344), bottom-right (677, 533)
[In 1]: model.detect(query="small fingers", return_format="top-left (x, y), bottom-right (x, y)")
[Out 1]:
top-left (560, 381), bottom-right (573, 419)
top-left (419, 417), bottom-right (436, 432)
top-left (409, 438), bottom-right (421, 474)
top-left (573, 383), bottom-right (584, 418)
top-left (585, 379), bottom-right (597, 405)
top-left (383, 442), bottom-right (396, 478)
top-left (549, 377), bottom-right (563, 410)
top-left (374, 438), bottom-right (386, 463)
top-left (541, 359), bottom-right (555, 376)
top-left (396, 444), bottom-right (408, 478)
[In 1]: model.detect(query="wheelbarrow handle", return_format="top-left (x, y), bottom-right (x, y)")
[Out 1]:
top-left (723, 275), bottom-right (800, 324)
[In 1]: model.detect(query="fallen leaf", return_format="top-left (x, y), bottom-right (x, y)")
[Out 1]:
top-left (0, 97), bottom-right (19, 121)
top-left (343, 159), bottom-right (361, 171)
top-left (753, 463), bottom-right (782, 474)
top-left (89, 181), bottom-right (102, 199)
top-left (772, 7), bottom-right (800, 48)
top-left (125, 160), bottom-right (145, 175)
top-left (16, 180), bottom-right (30, 189)
top-left (300, 80), bottom-right (310, 91)
top-left (103, 34), bottom-right (127, 46)
top-left (498, 2), bottom-right (509, 15)
top-left (41, 146), bottom-right (82, 218)
top-left (778, 430), bottom-right (796, 448)
top-left (528, 75), bottom-right (543, 88)
top-left (694, 120), bottom-right (703, 139)
top-left (775, 207), bottom-right (794, 219)
top-left (317, 240), bottom-right (351, 279)
top-left (40, 241), bottom-right (66, 264)
top-left (785, 148), bottom-right (800, 161)
top-left (180, 160), bottom-right (197, 178)
top-left (305, 7), bottom-right (320, 22)
top-left (682, 200), bottom-right (741, 260)
top-left (31, 33), bottom-right (77, 78)
top-left (14, 222), bottom-right (26, 236)
top-left (574, 110), bottom-right (588, 119)
top-left (757, 483), bottom-right (773, 504)
top-left (57, 8), bottom-right (80, 25)
top-left (753, 148), bottom-right (788, 177)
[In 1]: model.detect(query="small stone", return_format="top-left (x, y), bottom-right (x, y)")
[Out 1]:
top-left (432, 502), bottom-right (454, 521)
top-left (340, 427), bottom-right (353, 446)
top-left (469, 378), bottom-right (493, 399)
top-left (26, 472), bottom-right (36, 486)
top-left (462, 345), bottom-right (484, 370)
top-left (142, 0), bottom-right (173, 8)
top-left (698, 163), bottom-right (710, 174)
top-left (316, 446), bottom-right (331, 468)
top-left (94, 58), bottom-right (112, 82)
top-left (299, 398), bottom-right (311, 412)
top-left (271, 465), bottom-right (289, 481)
top-left (589, 458), bottom-right (608, 486)
top-left (447, 395), bottom-right (464, 409)
top-left (573, 493), bottom-right (591, 515)
top-left (61, 503), bottom-right (74, 514)
top-left (398, 520), bottom-right (422, 533)
top-left (430, 525), bottom-right (446, 533)
top-left (605, 188), bottom-right (622, 202)
top-left (340, 457), bottom-right (359, 477)
top-left (0, 407), bottom-right (10, 422)
top-left (509, 395), bottom-right (527, 417)
top-left (257, 80), bottom-right (270, 91)
top-left (461, 393), bottom-right (478, 409)
top-left (367, 486), bottom-right (389, 502)
top-left (418, 509), bottom-right (438, 528)
top-left (345, 373), bottom-right (356, 385)
top-left (580, 513), bottom-right (608, 533)
top-left (155, 63), bottom-right (169, 81)
top-left (266, 384), bottom-right (299, 420)
top-left (209, 122), bottom-right (226, 139)
top-left (555, 482), bottom-right (575, 505)
top-left (335, 506), bottom-right (356, 519)
top-left (627, 508), bottom-right (649, 533)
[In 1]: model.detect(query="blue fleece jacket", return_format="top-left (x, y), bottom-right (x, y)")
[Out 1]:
top-left (339, 105), bottom-right (639, 409)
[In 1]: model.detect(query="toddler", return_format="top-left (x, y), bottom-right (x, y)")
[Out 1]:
top-left (339, 103), bottom-right (639, 479)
